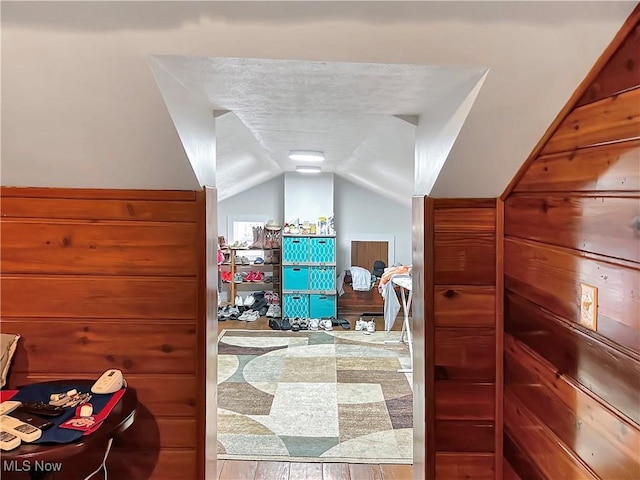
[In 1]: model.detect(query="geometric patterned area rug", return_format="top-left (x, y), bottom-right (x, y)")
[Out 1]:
top-left (217, 329), bottom-right (413, 464)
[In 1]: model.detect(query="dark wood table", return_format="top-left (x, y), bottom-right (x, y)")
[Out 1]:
top-left (1, 380), bottom-right (137, 480)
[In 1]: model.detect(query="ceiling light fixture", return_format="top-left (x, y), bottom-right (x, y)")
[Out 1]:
top-left (288, 150), bottom-right (325, 161)
top-left (296, 165), bottom-right (322, 174)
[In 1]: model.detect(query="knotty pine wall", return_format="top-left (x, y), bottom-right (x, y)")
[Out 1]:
top-left (502, 10), bottom-right (640, 480)
top-left (0, 187), bottom-right (205, 479)
top-left (424, 198), bottom-right (501, 479)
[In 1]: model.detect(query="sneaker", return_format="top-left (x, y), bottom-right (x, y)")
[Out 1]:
top-left (233, 273), bottom-right (243, 283)
top-left (238, 311), bottom-right (250, 321)
top-left (254, 257), bottom-right (265, 264)
top-left (266, 304), bottom-right (275, 317)
top-left (235, 295), bottom-right (243, 307)
top-left (364, 320), bottom-right (376, 335)
top-left (245, 310), bottom-right (260, 322)
top-left (320, 319), bottom-right (333, 331)
top-left (244, 295), bottom-right (255, 307)
top-left (309, 319), bottom-right (320, 331)
top-left (252, 271), bottom-right (264, 282)
top-left (271, 305), bottom-right (281, 318)
top-left (355, 318), bottom-right (366, 331)
top-left (228, 306), bottom-right (240, 319)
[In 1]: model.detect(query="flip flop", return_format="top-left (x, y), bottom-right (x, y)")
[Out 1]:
top-left (338, 319), bottom-right (351, 330)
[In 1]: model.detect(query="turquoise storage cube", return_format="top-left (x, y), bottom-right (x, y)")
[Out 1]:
top-left (309, 237), bottom-right (335, 263)
top-left (284, 294), bottom-right (309, 318)
top-left (309, 294), bottom-right (336, 318)
top-left (283, 266), bottom-right (309, 290)
top-left (309, 266), bottom-right (336, 291)
top-left (283, 236), bottom-right (309, 262)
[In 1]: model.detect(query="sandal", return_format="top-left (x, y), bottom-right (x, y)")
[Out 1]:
top-left (338, 318), bottom-right (351, 330)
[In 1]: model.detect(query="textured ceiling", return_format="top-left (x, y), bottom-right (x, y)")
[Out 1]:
top-left (1, 2), bottom-right (635, 202)
top-left (151, 56), bottom-right (486, 204)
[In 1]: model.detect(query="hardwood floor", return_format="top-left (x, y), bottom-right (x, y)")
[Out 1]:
top-left (217, 460), bottom-right (413, 480)
top-left (216, 311), bottom-right (412, 479)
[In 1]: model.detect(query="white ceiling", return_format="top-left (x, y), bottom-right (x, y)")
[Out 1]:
top-left (1, 2), bottom-right (636, 203)
top-left (150, 56), bottom-right (487, 204)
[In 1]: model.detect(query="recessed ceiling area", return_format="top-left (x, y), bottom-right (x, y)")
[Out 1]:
top-left (149, 56), bottom-right (488, 204)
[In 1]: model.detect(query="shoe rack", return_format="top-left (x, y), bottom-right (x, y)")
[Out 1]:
top-left (226, 247), bottom-right (281, 303)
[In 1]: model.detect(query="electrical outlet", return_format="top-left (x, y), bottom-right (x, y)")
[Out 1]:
top-left (579, 283), bottom-right (598, 331)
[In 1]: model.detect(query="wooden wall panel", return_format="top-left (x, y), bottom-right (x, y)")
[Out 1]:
top-left (435, 453), bottom-right (494, 480)
top-left (4, 320), bottom-right (197, 375)
top-left (503, 11), bottom-right (640, 480)
top-left (434, 233), bottom-right (496, 285)
top-left (505, 292), bottom-right (640, 424)
top-left (435, 382), bottom-right (494, 420)
top-left (1, 276), bottom-right (197, 320)
top-left (0, 196), bottom-right (198, 222)
top-left (0, 187), bottom-right (202, 480)
top-left (434, 328), bottom-right (495, 381)
top-left (540, 87), bottom-right (640, 156)
top-left (426, 199), bottom-right (499, 478)
top-left (504, 390), bottom-right (598, 480)
top-left (434, 286), bottom-right (495, 327)
top-left (1, 220), bottom-right (198, 275)
top-left (514, 139), bottom-right (640, 193)
top-left (505, 194), bottom-right (640, 262)
top-left (576, 22), bottom-right (640, 106)
top-left (505, 336), bottom-right (640, 479)
top-left (504, 238), bottom-right (639, 351)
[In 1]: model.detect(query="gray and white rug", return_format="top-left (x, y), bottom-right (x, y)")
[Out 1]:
top-left (217, 329), bottom-right (413, 464)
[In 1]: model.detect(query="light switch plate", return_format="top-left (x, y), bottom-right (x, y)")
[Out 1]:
top-left (579, 283), bottom-right (598, 331)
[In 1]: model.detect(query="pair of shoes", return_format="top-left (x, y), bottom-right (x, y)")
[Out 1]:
top-left (265, 304), bottom-right (282, 318)
top-left (245, 271), bottom-right (264, 282)
top-left (239, 310), bottom-right (260, 321)
top-left (355, 318), bottom-right (375, 334)
top-left (233, 273), bottom-right (243, 283)
top-left (235, 295), bottom-right (255, 307)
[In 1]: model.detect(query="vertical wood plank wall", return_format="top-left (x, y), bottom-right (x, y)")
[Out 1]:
top-left (502, 12), bottom-right (640, 480)
top-left (0, 187), bottom-right (203, 479)
top-left (424, 198), bottom-right (499, 479)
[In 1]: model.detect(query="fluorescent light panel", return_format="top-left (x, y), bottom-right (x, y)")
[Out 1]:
top-left (288, 150), bottom-right (324, 161)
top-left (296, 165), bottom-right (322, 174)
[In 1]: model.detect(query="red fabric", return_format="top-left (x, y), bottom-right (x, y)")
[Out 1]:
top-left (1, 390), bottom-right (18, 401)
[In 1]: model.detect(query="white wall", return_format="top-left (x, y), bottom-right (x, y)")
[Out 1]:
top-left (284, 172), bottom-right (334, 224)
top-left (217, 175), bottom-right (284, 241)
top-left (334, 175), bottom-right (412, 273)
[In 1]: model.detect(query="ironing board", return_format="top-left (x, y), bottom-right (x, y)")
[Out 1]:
top-left (384, 274), bottom-right (413, 373)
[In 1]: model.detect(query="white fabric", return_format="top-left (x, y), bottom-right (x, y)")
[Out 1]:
top-left (336, 270), bottom-right (346, 296)
top-left (350, 266), bottom-right (372, 291)
top-left (381, 280), bottom-right (401, 331)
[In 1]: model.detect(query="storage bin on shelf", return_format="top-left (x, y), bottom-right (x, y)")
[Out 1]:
top-left (283, 266), bottom-right (309, 290)
top-left (281, 234), bottom-right (337, 319)
top-left (283, 293), bottom-right (310, 318)
top-left (310, 294), bottom-right (337, 318)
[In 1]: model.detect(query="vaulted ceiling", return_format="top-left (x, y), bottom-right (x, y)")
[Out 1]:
top-left (1, 2), bottom-right (635, 204)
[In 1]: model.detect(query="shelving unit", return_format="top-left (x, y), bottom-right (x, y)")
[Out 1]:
top-left (223, 248), bottom-right (281, 302)
top-left (281, 234), bottom-right (337, 319)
